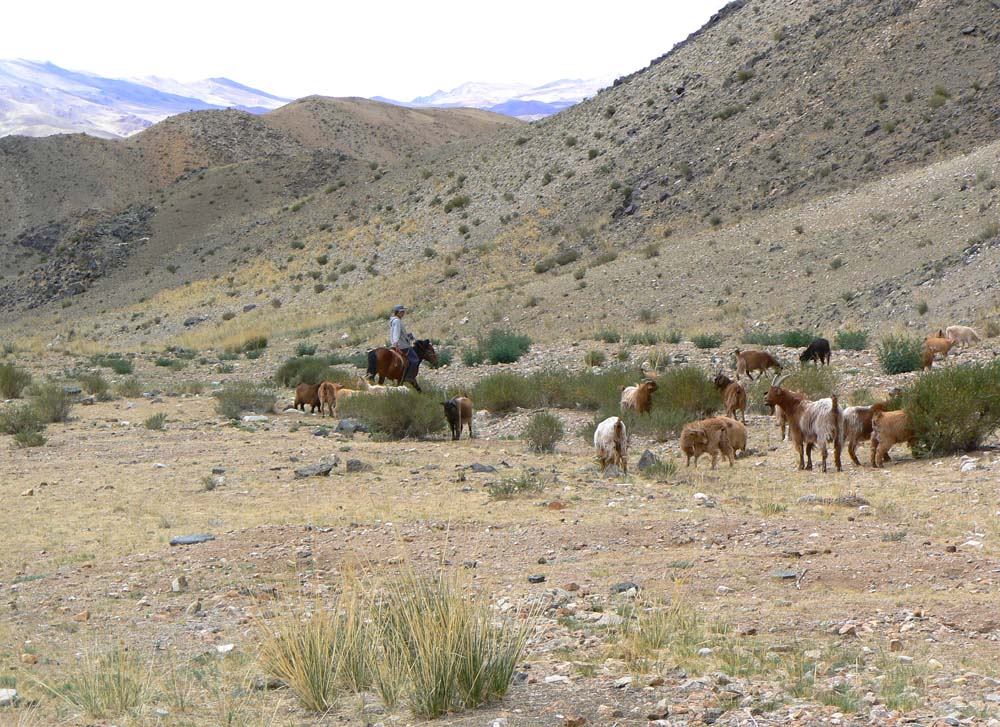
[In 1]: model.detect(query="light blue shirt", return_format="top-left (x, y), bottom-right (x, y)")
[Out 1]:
top-left (389, 315), bottom-right (412, 349)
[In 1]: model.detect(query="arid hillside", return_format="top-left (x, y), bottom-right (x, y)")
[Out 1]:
top-left (0, 0), bottom-right (999, 353)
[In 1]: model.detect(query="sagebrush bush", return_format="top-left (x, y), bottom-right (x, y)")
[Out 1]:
top-left (584, 350), bottom-right (606, 367)
top-left (462, 348), bottom-right (485, 367)
top-left (30, 381), bottom-right (73, 423)
top-left (0, 363), bottom-right (32, 398)
top-left (523, 412), bottom-right (564, 453)
top-left (214, 381), bottom-right (277, 419)
top-left (0, 403), bottom-right (44, 435)
top-left (274, 357), bottom-right (356, 387)
top-left (487, 471), bottom-right (546, 499)
top-left (326, 351), bottom-right (368, 369)
top-left (78, 372), bottom-right (111, 401)
top-left (144, 412), bottom-right (167, 430)
top-left (40, 643), bottom-right (148, 718)
top-left (691, 333), bottom-right (724, 349)
top-left (901, 361), bottom-right (1000, 455)
top-left (91, 354), bottom-right (133, 375)
top-left (477, 329), bottom-right (531, 364)
top-left (296, 342), bottom-right (318, 356)
top-left (114, 376), bottom-right (143, 398)
top-left (835, 329), bottom-right (869, 350)
top-left (339, 389), bottom-right (445, 439)
top-left (783, 365), bottom-right (841, 399)
top-left (877, 335), bottom-right (924, 374)
top-left (14, 430), bottom-right (46, 448)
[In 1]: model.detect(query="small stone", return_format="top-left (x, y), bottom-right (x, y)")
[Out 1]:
top-left (897, 655), bottom-right (913, 664)
top-left (172, 576), bottom-right (188, 593)
top-left (716, 585), bottom-right (734, 594)
top-left (20, 653), bottom-right (37, 665)
top-left (470, 462), bottom-right (497, 473)
top-left (889, 638), bottom-right (902, 652)
top-left (597, 612), bottom-right (623, 627)
top-left (698, 647), bottom-right (713, 657)
top-left (527, 574), bottom-right (546, 584)
top-left (186, 599), bottom-right (202, 615)
top-left (564, 715), bottom-right (587, 727)
top-left (335, 418), bottom-right (369, 435)
top-left (73, 610), bottom-right (90, 622)
top-left (211, 467), bottom-right (226, 475)
top-left (838, 624), bottom-right (857, 636)
top-left (20, 488), bottom-right (33, 497)
top-left (170, 533), bottom-right (215, 546)
top-left (543, 674), bottom-right (570, 684)
top-left (0, 688), bottom-right (17, 707)
top-left (216, 643), bottom-right (235, 654)
top-left (547, 501), bottom-right (566, 510)
top-left (962, 25), bottom-right (977, 34)
top-left (614, 676), bottom-right (634, 689)
top-left (294, 460), bottom-right (338, 478)
top-left (610, 581), bottom-right (640, 595)
top-left (241, 415), bottom-right (268, 423)
top-left (945, 545), bottom-right (957, 553)
top-left (637, 449), bottom-right (659, 471)
top-left (772, 570), bottom-right (798, 580)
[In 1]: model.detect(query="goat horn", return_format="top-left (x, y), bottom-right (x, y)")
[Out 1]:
top-left (772, 373), bottom-right (791, 388)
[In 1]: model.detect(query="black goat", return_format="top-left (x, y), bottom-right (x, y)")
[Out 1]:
top-left (800, 337), bottom-right (831, 365)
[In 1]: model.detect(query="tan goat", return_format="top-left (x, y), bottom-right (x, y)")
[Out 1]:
top-left (620, 379), bottom-right (658, 415)
top-left (713, 372), bottom-right (747, 422)
top-left (870, 403), bottom-right (915, 468)
top-left (734, 349), bottom-right (782, 380)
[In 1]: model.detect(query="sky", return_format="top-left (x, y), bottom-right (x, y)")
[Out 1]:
top-left (3, 1), bottom-right (729, 101)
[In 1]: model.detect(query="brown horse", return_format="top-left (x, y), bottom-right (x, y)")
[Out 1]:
top-left (365, 339), bottom-right (437, 392)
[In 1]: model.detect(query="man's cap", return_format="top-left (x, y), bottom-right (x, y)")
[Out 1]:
top-left (393, 304), bottom-right (406, 313)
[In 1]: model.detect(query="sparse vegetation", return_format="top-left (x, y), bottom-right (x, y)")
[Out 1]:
top-left (583, 350), bottom-right (606, 367)
top-left (214, 381), bottom-right (277, 419)
top-left (487, 470), bottom-right (546, 499)
top-left (835, 329), bottom-right (868, 350)
top-left (877, 334), bottom-right (924, 375)
top-left (339, 389), bottom-right (445, 440)
top-left (691, 333), bottom-right (724, 349)
top-left (144, 412), bottom-right (167, 430)
top-left (0, 363), bottom-right (32, 399)
top-left (522, 412), bottom-right (564, 453)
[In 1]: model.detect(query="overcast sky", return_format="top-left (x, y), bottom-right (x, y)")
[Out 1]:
top-left (4, 1), bottom-right (729, 100)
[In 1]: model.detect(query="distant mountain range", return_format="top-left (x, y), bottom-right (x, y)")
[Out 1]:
top-left (0, 59), bottom-right (289, 138)
top-left (374, 79), bottom-right (608, 120)
top-left (0, 61), bottom-right (607, 138)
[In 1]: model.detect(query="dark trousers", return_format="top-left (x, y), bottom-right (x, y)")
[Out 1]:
top-left (402, 347), bottom-right (419, 381)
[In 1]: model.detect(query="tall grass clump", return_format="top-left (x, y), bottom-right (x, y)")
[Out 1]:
top-left (214, 381), bottom-right (277, 419)
top-left (900, 361), bottom-right (1000, 455)
top-left (226, 335), bottom-right (267, 355)
top-left (39, 644), bottom-right (149, 718)
top-left (0, 403), bottom-right (44, 437)
top-left (487, 470), bottom-right (546, 499)
top-left (339, 389), bottom-right (445, 439)
top-left (690, 333), bottom-right (724, 349)
top-left (523, 412), bottom-right (564, 452)
top-left (470, 329), bottom-right (531, 364)
top-left (144, 412), bottom-right (168, 430)
top-left (0, 363), bottom-right (32, 399)
top-left (30, 381), bottom-right (74, 423)
top-left (835, 329), bottom-right (869, 350)
top-left (594, 330), bottom-right (621, 343)
top-left (471, 372), bottom-right (537, 413)
top-left (78, 371), bottom-right (112, 401)
top-left (877, 334), bottom-right (923, 374)
top-left (114, 376), bottom-right (144, 398)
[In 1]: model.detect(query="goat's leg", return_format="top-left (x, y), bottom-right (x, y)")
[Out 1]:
top-left (795, 440), bottom-right (805, 469)
top-left (870, 436), bottom-right (879, 467)
top-left (820, 443), bottom-right (828, 473)
top-left (833, 438), bottom-right (842, 472)
top-left (848, 437), bottom-right (861, 466)
top-left (804, 442), bottom-right (814, 470)
top-left (710, 451), bottom-right (718, 470)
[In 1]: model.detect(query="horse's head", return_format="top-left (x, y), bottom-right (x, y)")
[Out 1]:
top-left (415, 339), bottom-right (438, 365)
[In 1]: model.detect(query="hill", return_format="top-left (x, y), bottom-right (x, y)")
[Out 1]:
top-left (0, 0), bottom-right (998, 353)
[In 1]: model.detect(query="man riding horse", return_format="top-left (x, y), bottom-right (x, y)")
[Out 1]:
top-left (365, 305), bottom-right (437, 391)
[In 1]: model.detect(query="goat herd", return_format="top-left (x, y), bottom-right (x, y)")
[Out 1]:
top-left (289, 325), bottom-right (985, 476)
top-left (595, 325), bottom-right (984, 476)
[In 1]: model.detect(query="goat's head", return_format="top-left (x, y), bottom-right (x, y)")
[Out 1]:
top-left (640, 378), bottom-right (658, 392)
top-left (764, 373), bottom-right (792, 408)
top-left (713, 372), bottom-right (733, 390)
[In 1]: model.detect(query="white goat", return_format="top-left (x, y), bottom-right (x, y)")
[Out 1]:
top-left (593, 416), bottom-right (628, 474)
top-left (944, 325), bottom-right (981, 347)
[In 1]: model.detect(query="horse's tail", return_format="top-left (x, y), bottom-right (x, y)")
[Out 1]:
top-left (366, 349), bottom-right (377, 379)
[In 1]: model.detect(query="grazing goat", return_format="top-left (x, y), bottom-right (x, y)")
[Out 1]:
top-left (734, 348), bottom-right (782, 380)
top-left (317, 381), bottom-right (337, 417)
top-left (680, 417), bottom-right (734, 469)
top-left (767, 387), bottom-right (807, 441)
top-left (620, 378), bottom-right (658, 415)
top-left (924, 335), bottom-right (956, 358)
top-left (331, 383), bottom-right (358, 418)
top-left (870, 403), bottom-right (915, 468)
top-left (294, 383), bottom-right (321, 414)
top-left (840, 404), bottom-right (886, 466)
top-left (594, 416), bottom-right (628, 474)
top-left (713, 372), bottom-right (747, 422)
top-left (921, 347), bottom-right (936, 370)
top-left (944, 325), bottom-right (981, 347)
top-left (442, 396), bottom-right (474, 440)
top-left (356, 376), bottom-right (391, 393)
top-left (718, 416), bottom-right (748, 457)
top-left (765, 374), bottom-right (842, 472)
top-left (800, 337), bottom-right (831, 365)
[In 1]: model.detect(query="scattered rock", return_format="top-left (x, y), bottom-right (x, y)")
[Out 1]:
top-left (20, 653), bottom-right (37, 665)
top-left (698, 647), bottom-right (713, 657)
top-left (716, 585), bottom-right (735, 594)
top-left (564, 715), bottom-right (587, 727)
top-left (597, 612), bottom-right (623, 627)
top-left (962, 25), bottom-right (977, 35)
top-left (637, 449), bottom-right (659, 471)
top-left (0, 688), bottom-right (17, 707)
top-left (470, 462), bottom-right (497, 473)
top-left (242, 415), bottom-right (268, 423)
top-left (20, 488), bottom-right (33, 497)
top-left (346, 458), bottom-right (373, 473)
top-left (294, 460), bottom-right (338, 478)
top-left (172, 576), bottom-right (188, 593)
top-left (889, 638), bottom-right (902, 652)
top-left (772, 570), bottom-right (798, 580)
top-left (73, 610), bottom-right (90, 622)
top-left (335, 418), bottom-right (369, 435)
top-left (216, 643), bottom-right (235, 655)
top-left (610, 581), bottom-right (639, 595)
top-left (170, 534), bottom-right (216, 546)
top-left (614, 676), bottom-right (634, 689)
top-left (183, 315), bottom-right (208, 327)
top-left (527, 574), bottom-right (546, 584)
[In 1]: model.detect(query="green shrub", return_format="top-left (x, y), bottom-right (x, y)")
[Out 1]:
top-left (78, 372), bottom-right (111, 401)
top-left (339, 389), bottom-right (445, 440)
top-left (432, 348), bottom-right (453, 368)
top-left (900, 361), bottom-right (1000, 455)
top-left (0, 403), bottom-right (44, 435)
top-left (91, 354), bottom-right (133, 375)
top-left (691, 333), bottom-right (724, 349)
top-left (665, 331), bottom-right (683, 344)
top-left (471, 373), bottom-right (536, 414)
top-left (877, 335), bottom-right (924, 374)
top-left (779, 330), bottom-right (815, 348)
top-left (443, 195), bottom-right (471, 213)
top-left (114, 376), bottom-right (143, 398)
top-left (641, 457), bottom-right (678, 481)
top-left (625, 331), bottom-right (660, 345)
top-left (274, 357), bottom-right (356, 387)
top-left (835, 329), bottom-right (869, 350)
top-left (296, 342), bottom-right (318, 356)
top-left (523, 412), bottom-right (564, 453)
top-left (783, 366), bottom-right (841, 400)
top-left (144, 412), bottom-right (168, 430)
top-left (228, 335), bottom-right (267, 354)
top-left (0, 363), bottom-right (32, 399)
top-left (477, 329), bottom-right (531, 364)
top-left (741, 330), bottom-right (781, 346)
top-left (14, 430), bottom-right (46, 448)
top-left (214, 381), bottom-right (277, 419)
top-left (154, 357), bottom-right (174, 368)
top-left (462, 348), bottom-right (485, 367)
top-left (487, 471), bottom-right (546, 499)
top-left (584, 350), bottom-right (606, 367)
top-left (30, 382), bottom-right (73, 423)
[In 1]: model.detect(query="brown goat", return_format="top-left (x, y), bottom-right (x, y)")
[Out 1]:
top-left (331, 383), bottom-right (358, 418)
top-left (317, 381), bottom-right (337, 417)
top-left (841, 404), bottom-right (888, 466)
top-left (870, 403), bottom-right (915, 468)
top-left (442, 396), bottom-right (474, 440)
top-left (620, 379), bottom-right (658, 415)
top-left (294, 383), bottom-right (321, 414)
top-left (734, 348), bottom-right (782, 380)
top-left (713, 372), bottom-right (747, 422)
top-left (680, 417), bottom-right (734, 469)
top-left (924, 335), bottom-right (956, 358)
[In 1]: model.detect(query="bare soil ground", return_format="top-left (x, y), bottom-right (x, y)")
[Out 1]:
top-left (1, 345), bottom-right (999, 726)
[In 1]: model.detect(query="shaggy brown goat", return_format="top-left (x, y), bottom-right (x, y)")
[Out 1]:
top-left (713, 372), bottom-right (747, 422)
top-left (620, 379), bottom-right (658, 415)
top-left (680, 417), bottom-right (734, 469)
top-left (840, 404), bottom-right (888, 466)
top-left (765, 374), bottom-right (842, 472)
top-left (317, 381), bottom-right (337, 417)
top-left (870, 403), bottom-right (915, 468)
top-left (734, 348), bottom-right (782, 380)
top-left (294, 383), bottom-right (321, 414)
